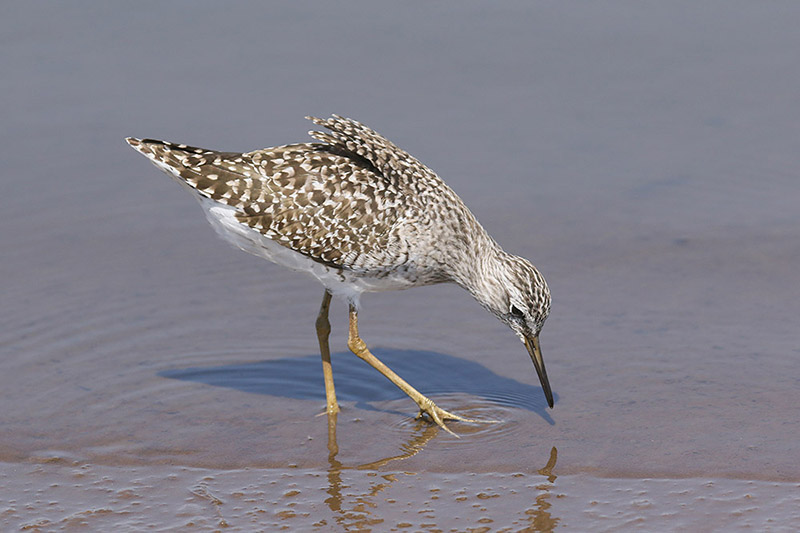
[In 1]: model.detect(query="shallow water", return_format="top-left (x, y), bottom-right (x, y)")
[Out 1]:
top-left (3, 2), bottom-right (800, 530)
top-left (3, 460), bottom-right (799, 531)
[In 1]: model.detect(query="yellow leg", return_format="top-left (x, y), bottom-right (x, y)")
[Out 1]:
top-left (316, 290), bottom-right (339, 414)
top-left (346, 304), bottom-right (473, 435)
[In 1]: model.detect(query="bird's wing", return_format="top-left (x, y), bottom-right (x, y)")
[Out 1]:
top-left (127, 138), bottom-right (409, 272)
top-left (307, 115), bottom-right (440, 189)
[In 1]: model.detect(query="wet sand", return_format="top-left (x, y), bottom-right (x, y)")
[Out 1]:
top-left (3, 2), bottom-right (800, 530)
top-left (3, 460), bottom-right (799, 531)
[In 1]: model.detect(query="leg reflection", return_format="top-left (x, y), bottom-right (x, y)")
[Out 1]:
top-left (357, 418), bottom-right (440, 470)
top-left (324, 411), bottom-right (343, 514)
top-left (323, 413), bottom-right (442, 527)
top-left (324, 411), bottom-right (389, 529)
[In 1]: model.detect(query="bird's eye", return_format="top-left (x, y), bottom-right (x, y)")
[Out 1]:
top-left (510, 305), bottom-right (524, 319)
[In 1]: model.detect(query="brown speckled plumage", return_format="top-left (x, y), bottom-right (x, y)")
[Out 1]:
top-left (127, 116), bottom-right (510, 289)
top-left (127, 115), bottom-right (555, 417)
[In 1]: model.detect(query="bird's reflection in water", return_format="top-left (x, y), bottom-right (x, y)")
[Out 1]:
top-left (322, 412), bottom-right (560, 530)
top-left (322, 412), bottom-right (440, 530)
top-left (524, 445), bottom-right (559, 532)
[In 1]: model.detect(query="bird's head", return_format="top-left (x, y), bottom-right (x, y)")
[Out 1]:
top-left (472, 251), bottom-right (553, 408)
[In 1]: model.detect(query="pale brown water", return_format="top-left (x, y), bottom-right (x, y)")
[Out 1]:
top-left (3, 2), bottom-right (800, 531)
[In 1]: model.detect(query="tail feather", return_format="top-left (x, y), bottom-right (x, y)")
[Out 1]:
top-left (126, 138), bottom-right (215, 173)
top-left (126, 137), bottom-right (269, 207)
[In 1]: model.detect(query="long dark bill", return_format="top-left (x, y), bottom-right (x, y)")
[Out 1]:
top-left (524, 335), bottom-right (554, 408)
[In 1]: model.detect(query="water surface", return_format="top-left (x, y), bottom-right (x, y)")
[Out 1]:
top-left (2, 2), bottom-right (799, 530)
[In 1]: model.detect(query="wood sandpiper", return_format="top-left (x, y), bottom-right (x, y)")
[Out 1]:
top-left (127, 115), bottom-right (553, 434)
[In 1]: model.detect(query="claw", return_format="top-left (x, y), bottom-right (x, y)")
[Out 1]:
top-left (414, 397), bottom-right (485, 437)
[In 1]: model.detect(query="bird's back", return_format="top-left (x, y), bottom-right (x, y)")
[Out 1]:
top-left (127, 116), bottom-right (486, 288)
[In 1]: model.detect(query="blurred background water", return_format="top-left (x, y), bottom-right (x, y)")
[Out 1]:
top-left (2, 2), bottom-right (799, 530)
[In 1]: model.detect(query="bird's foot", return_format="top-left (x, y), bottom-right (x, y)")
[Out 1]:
top-left (414, 397), bottom-right (480, 437)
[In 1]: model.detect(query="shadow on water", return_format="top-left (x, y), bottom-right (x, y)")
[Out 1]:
top-left (159, 348), bottom-right (555, 423)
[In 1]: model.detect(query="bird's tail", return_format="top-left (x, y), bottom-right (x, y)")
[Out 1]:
top-left (125, 137), bottom-right (266, 209)
top-left (125, 138), bottom-right (213, 181)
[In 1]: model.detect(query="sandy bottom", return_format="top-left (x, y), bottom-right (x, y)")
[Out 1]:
top-left (4, 458), bottom-right (798, 532)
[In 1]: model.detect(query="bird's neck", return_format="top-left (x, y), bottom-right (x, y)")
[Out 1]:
top-left (450, 234), bottom-right (507, 308)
